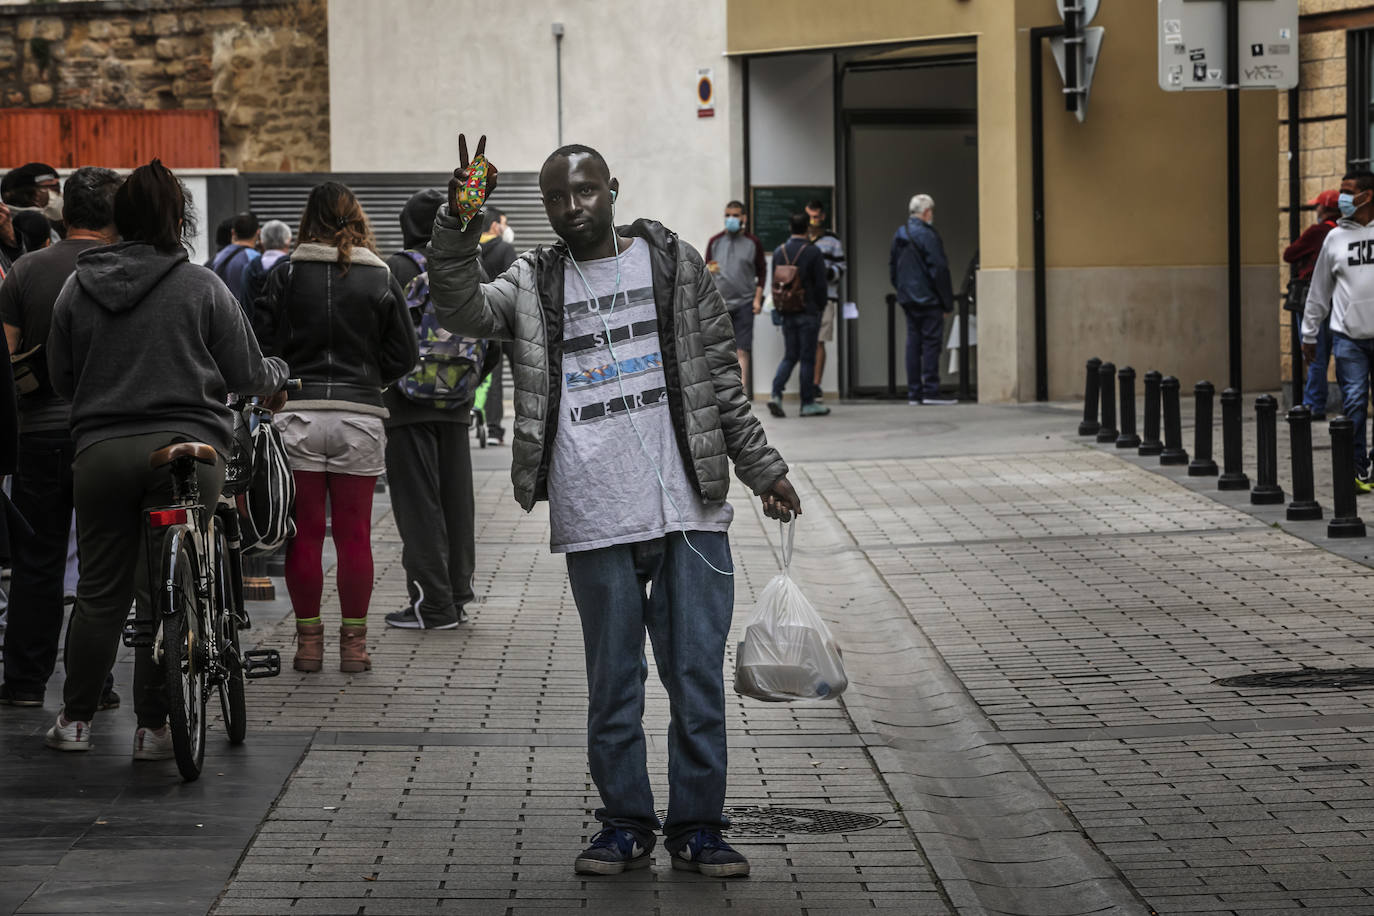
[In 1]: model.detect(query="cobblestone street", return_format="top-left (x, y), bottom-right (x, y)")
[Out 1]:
top-left (9, 401), bottom-right (1374, 915)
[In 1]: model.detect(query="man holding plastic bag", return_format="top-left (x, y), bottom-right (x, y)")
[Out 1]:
top-left (428, 136), bottom-right (802, 880)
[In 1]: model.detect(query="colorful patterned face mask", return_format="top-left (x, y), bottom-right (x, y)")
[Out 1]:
top-left (455, 155), bottom-right (493, 228)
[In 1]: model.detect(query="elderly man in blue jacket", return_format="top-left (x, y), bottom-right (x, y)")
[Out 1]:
top-left (890, 193), bottom-right (955, 406)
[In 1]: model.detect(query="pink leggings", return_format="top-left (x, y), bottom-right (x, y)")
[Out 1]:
top-left (285, 471), bottom-right (377, 622)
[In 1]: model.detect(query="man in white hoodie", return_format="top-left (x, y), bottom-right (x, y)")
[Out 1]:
top-left (1302, 168), bottom-right (1374, 487)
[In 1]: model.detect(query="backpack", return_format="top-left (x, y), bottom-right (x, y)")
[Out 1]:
top-left (772, 242), bottom-right (807, 315)
top-left (395, 250), bottom-right (488, 409)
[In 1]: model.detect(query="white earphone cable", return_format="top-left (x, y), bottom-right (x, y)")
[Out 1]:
top-left (564, 203), bottom-right (733, 578)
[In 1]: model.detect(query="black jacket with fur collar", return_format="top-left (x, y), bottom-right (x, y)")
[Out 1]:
top-left (255, 243), bottom-right (418, 414)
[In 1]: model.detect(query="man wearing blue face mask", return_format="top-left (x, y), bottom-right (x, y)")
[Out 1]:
top-left (1302, 169), bottom-right (1374, 489)
top-left (705, 201), bottom-right (765, 387)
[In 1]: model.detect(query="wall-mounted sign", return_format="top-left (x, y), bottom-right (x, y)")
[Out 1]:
top-left (697, 68), bottom-right (714, 118)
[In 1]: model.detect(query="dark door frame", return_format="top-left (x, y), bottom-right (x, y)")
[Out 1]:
top-left (841, 108), bottom-right (977, 400)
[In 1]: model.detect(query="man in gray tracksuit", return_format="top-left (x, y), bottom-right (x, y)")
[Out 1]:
top-left (427, 135), bottom-right (802, 880)
top-left (1302, 168), bottom-right (1374, 482)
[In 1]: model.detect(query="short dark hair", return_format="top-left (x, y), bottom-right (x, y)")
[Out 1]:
top-left (113, 159), bottom-right (196, 254)
top-left (1345, 169), bottom-right (1374, 193)
top-left (62, 166), bottom-right (122, 231)
top-left (231, 211), bottom-right (259, 240)
top-left (725, 199), bottom-right (746, 213)
top-left (541, 144), bottom-right (610, 180)
top-left (805, 199), bottom-right (826, 214)
top-left (214, 217), bottom-right (233, 249)
top-left (484, 206), bottom-right (506, 231)
top-left (13, 211), bottom-right (49, 251)
top-left (789, 212), bottom-right (809, 235)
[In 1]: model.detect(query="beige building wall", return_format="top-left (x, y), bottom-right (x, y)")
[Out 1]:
top-left (728, 0), bottom-right (1281, 400)
top-left (327, 0), bottom-right (740, 265)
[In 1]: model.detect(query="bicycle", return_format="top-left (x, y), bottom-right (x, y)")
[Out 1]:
top-left (123, 393), bottom-right (286, 781)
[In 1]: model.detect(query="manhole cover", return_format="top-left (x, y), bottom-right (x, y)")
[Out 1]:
top-left (656, 806), bottom-right (885, 837)
top-left (1216, 666), bottom-right (1374, 689)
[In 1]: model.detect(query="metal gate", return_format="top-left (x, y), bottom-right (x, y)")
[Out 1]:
top-left (241, 171), bottom-right (556, 254)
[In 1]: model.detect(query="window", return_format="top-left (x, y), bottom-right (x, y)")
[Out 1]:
top-left (1347, 28), bottom-right (1374, 168)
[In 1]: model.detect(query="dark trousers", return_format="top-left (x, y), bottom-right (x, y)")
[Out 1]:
top-left (771, 312), bottom-right (821, 405)
top-left (3, 431), bottom-right (74, 693)
top-left (65, 432), bottom-right (223, 725)
top-left (483, 341), bottom-right (515, 439)
top-left (384, 422), bottom-right (476, 622)
top-left (902, 302), bottom-right (945, 401)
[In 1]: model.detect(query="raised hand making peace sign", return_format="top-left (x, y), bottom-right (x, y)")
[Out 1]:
top-left (448, 133), bottom-right (500, 228)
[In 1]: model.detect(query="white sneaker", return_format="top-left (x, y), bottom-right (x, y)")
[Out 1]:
top-left (133, 725), bottom-right (174, 760)
top-left (45, 714), bottom-right (91, 751)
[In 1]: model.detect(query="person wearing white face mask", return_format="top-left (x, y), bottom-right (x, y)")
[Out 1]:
top-left (1302, 168), bottom-right (1374, 490)
top-left (704, 200), bottom-right (765, 387)
top-left (1, 163), bottom-right (64, 245)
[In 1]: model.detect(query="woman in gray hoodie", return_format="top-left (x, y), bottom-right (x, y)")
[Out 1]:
top-left (44, 160), bottom-right (288, 757)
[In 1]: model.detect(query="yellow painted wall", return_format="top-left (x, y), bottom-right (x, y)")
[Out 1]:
top-left (729, 0), bottom-right (1279, 270)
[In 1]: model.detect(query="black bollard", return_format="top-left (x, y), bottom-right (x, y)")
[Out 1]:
top-left (1116, 367), bottom-right (1141, 449)
top-left (1139, 370), bottom-right (1163, 456)
top-left (1251, 394), bottom-right (1285, 505)
top-left (1286, 405), bottom-right (1322, 521)
top-left (1096, 361), bottom-right (1119, 443)
top-left (1160, 376), bottom-right (1189, 465)
top-left (1328, 418), bottom-right (1367, 537)
top-left (1188, 381), bottom-right (1219, 476)
top-left (1079, 357), bottom-right (1102, 436)
top-left (1218, 388), bottom-right (1250, 491)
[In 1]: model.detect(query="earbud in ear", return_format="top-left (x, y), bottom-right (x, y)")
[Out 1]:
top-left (610, 189), bottom-right (618, 201)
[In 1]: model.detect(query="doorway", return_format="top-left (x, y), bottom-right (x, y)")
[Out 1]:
top-left (840, 54), bottom-right (978, 399)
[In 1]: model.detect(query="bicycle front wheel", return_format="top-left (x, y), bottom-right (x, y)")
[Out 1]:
top-left (160, 533), bottom-right (207, 781)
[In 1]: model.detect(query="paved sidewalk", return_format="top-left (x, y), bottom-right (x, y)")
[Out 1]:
top-left (9, 401), bottom-right (1374, 915)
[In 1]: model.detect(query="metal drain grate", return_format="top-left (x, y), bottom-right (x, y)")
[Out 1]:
top-left (1215, 666), bottom-right (1374, 689)
top-left (656, 806), bottom-right (885, 837)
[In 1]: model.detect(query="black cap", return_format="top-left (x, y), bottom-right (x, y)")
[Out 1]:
top-left (399, 188), bottom-right (447, 249)
top-left (1, 162), bottom-right (59, 195)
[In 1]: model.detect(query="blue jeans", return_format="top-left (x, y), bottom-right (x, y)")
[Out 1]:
top-left (1333, 332), bottom-right (1374, 475)
top-left (564, 531), bottom-right (735, 849)
top-left (1304, 320), bottom-right (1333, 416)
top-left (771, 312), bottom-right (821, 404)
top-left (902, 302), bottom-right (945, 401)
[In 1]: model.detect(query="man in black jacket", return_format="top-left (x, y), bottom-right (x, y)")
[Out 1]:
top-left (383, 188), bottom-right (493, 631)
top-left (890, 194), bottom-right (955, 406)
top-left (767, 213), bottom-right (829, 418)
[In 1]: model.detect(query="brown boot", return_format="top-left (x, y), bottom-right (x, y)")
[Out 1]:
top-left (339, 625), bottom-right (371, 673)
top-left (293, 622), bottom-right (324, 673)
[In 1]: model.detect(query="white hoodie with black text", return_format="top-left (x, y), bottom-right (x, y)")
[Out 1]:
top-left (1302, 216), bottom-right (1374, 343)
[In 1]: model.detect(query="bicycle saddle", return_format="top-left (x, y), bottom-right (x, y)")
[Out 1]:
top-left (149, 442), bottom-right (218, 469)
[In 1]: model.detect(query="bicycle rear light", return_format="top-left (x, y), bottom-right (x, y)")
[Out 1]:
top-left (148, 508), bottom-right (188, 528)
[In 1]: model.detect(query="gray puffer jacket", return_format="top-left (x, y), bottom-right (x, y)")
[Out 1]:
top-left (427, 206), bottom-right (787, 512)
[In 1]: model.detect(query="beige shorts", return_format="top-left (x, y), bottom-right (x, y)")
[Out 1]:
top-left (274, 409), bottom-right (387, 476)
top-left (818, 300), bottom-right (837, 343)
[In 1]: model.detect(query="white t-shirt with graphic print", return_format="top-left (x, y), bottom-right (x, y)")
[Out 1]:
top-left (547, 237), bottom-right (733, 553)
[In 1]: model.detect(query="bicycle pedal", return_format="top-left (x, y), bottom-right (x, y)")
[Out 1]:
top-left (242, 649), bottom-right (281, 679)
top-left (235, 610), bottom-right (253, 630)
top-left (122, 623), bottom-right (155, 648)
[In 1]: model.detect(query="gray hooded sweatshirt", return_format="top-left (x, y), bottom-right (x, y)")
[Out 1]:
top-left (47, 241), bottom-right (289, 454)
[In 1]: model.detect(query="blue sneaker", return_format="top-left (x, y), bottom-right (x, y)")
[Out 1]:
top-left (668, 829), bottom-right (750, 877)
top-left (574, 827), bottom-right (651, 875)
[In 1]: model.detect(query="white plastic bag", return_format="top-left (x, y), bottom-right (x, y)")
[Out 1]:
top-left (734, 520), bottom-right (847, 702)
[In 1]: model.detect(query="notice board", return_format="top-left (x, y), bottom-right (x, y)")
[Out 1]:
top-left (750, 185), bottom-right (834, 252)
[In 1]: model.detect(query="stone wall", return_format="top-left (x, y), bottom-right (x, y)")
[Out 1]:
top-left (0, 0), bottom-right (329, 171)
